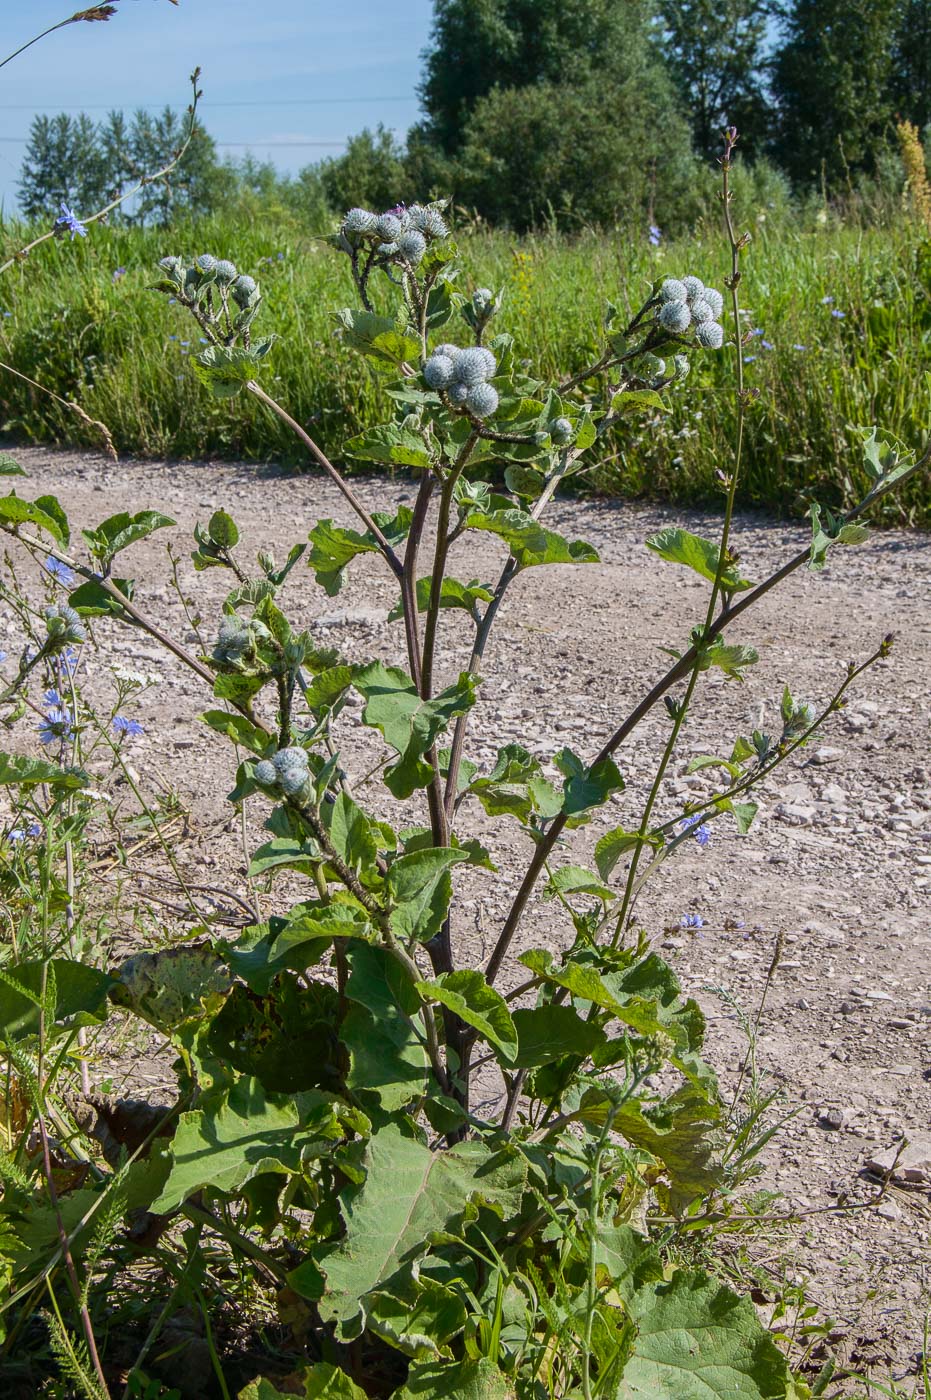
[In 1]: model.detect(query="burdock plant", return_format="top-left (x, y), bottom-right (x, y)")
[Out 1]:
top-left (0, 133), bottom-right (925, 1398)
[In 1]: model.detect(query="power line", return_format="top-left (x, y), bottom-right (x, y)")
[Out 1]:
top-left (0, 97), bottom-right (413, 111)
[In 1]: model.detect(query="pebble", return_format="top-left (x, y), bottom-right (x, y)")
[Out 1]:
top-left (818, 1107), bottom-right (849, 1130)
top-left (774, 802), bottom-right (815, 825)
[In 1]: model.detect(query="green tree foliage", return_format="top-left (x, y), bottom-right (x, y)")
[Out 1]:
top-left (889, 0), bottom-right (931, 130)
top-left (770, 0), bottom-right (899, 184)
top-left (658, 1), bottom-right (772, 160)
top-left (455, 75), bottom-right (698, 231)
top-left (18, 107), bottom-right (218, 224)
top-left (319, 126), bottom-right (415, 216)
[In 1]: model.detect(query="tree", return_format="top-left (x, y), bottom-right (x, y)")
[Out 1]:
top-left (17, 107), bottom-right (218, 224)
top-left (18, 113), bottom-right (107, 219)
top-left (770, 0), bottom-right (898, 185)
top-left (454, 73), bottom-right (700, 231)
top-left (416, 0), bottom-right (669, 153)
top-left (658, 1), bottom-right (772, 160)
top-left (319, 126), bottom-right (415, 214)
top-left (889, 1), bottom-right (931, 131)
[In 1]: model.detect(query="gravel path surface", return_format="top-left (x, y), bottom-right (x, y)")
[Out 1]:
top-left (3, 446), bottom-right (929, 1388)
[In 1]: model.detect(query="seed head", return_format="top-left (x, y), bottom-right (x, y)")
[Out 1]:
top-left (397, 230), bottom-right (427, 264)
top-left (695, 320), bottom-right (724, 349)
top-left (658, 278), bottom-right (688, 304)
top-left (272, 746), bottom-right (310, 797)
top-left (703, 287), bottom-right (724, 318)
top-left (375, 213), bottom-right (402, 241)
top-left (343, 208), bottom-right (377, 235)
top-left (254, 759), bottom-right (276, 786)
top-left (659, 300), bottom-right (691, 333)
top-left (689, 298), bottom-right (714, 325)
top-left (195, 254), bottom-right (216, 274)
top-left (466, 382), bottom-right (499, 418)
top-left (455, 346), bottom-right (495, 385)
top-left (447, 381), bottom-right (470, 406)
top-left (214, 259), bottom-right (237, 285)
top-left (682, 275), bottom-right (705, 300)
top-left (423, 353), bottom-right (456, 389)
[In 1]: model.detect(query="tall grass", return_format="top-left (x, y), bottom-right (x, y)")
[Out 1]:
top-left (1, 206), bottom-right (929, 523)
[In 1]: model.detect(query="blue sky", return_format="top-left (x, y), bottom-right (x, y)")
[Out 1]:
top-left (0, 0), bottom-right (435, 212)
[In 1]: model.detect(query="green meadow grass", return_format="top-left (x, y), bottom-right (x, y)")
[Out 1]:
top-left (1, 210), bottom-right (929, 523)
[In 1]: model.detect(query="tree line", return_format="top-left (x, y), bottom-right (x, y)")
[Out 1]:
top-left (17, 0), bottom-right (931, 232)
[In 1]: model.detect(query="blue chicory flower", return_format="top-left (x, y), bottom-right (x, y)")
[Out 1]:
top-left (680, 912), bottom-right (705, 929)
top-left (45, 556), bottom-right (75, 587)
top-left (678, 817), bottom-right (711, 847)
top-left (112, 266), bottom-right (127, 283)
top-left (648, 224), bottom-right (662, 246)
top-left (0, 651), bottom-right (6, 663)
top-left (761, 339), bottom-right (774, 350)
top-left (55, 202), bottom-right (87, 240)
top-left (112, 715), bottom-right (144, 737)
top-left (38, 706), bottom-right (74, 745)
top-left (793, 344), bottom-right (808, 351)
top-left (821, 295), bottom-right (834, 304)
top-left (743, 355), bottom-right (757, 363)
top-left (831, 309), bottom-right (845, 319)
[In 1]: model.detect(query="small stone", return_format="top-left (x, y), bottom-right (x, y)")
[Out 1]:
top-left (875, 1199), bottom-right (903, 1221)
top-left (810, 746), bottom-right (844, 765)
top-left (821, 782), bottom-right (847, 806)
top-left (775, 802), bottom-right (815, 825)
top-left (889, 1017), bottom-right (914, 1030)
top-left (818, 1107), bottom-right (848, 1130)
top-left (796, 997), bottom-right (812, 1010)
top-left (865, 1136), bottom-right (931, 1185)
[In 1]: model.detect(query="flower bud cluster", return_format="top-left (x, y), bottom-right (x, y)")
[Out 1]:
top-left (423, 344), bottom-right (499, 418)
top-left (550, 416), bottom-right (574, 444)
top-left (254, 746), bottom-right (310, 798)
top-left (44, 603), bottom-right (86, 647)
top-left (156, 254), bottom-right (261, 328)
top-left (339, 203), bottom-right (449, 266)
top-left (212, 613), bottom-right (268, 669)
top-left (656, 277), bottom-right (725, 349)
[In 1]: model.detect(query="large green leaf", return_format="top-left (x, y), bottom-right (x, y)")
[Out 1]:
top-left (388, 576), bottom-right (494, 622)
top-left (81, 510), bottom-right (174, 567)
top-left (0, 455), bottom-right (26, 477)
top-left (0, 753), bottom-right (87, 790)
top-left (0, 492), bottom-right (68, 544)
top-left (579, 1084), bottom-right (721, 1201)
top-left (334, 308), bottom-right (421, 369)
top-left (595, 826), bottom-right (663, 880)
top-left (620, 1270), bottom-right (793, 1399)
top-left (294, 1124), bottom-right (525, 1337)
top-left (192, 338), bottom-right (275, 398)
top-left (238, 1365), bottom-right (367, 1399)
top-left (468, 743), bottom-right (562, 826)
top-left (463, 504), bottom-right (598, 570)
top-left (346, 421), bottom-right (433, 469)
top-left (322, 792), bottom-right (380, 882)
top-left (646, 528), bottom-right (752, 592)
top-left (555, 747), bottom-right (624, 818)
top-left (201, 709), bottom-right (268, 755)
top-left (511, 1004), bottom-right (605, 1067)
top-left (368, 1271), bottom-right (467, 1360)
top-left (354, 662), bottom-right (477, 799)
top-left (342, 943), bottom-right (429, 1111)
top-left (0, 959), bottom-right (113, 1041)
top-left (416, 970), bottom-right (518, 1063)
top-left (308, 508), bottom-right (412, 595)
top-left (152, 1078), bottom-right (342, 1212)
top-left (387, 846), bottom-right (470, 941)
top-left (205, 977), bottom-right (343, 1093)
top-left (394, 1358), bottom-right (516, 1398)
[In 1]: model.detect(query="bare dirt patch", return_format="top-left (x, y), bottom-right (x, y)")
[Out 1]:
top-left (4, 445), bottom-right (929, 1387)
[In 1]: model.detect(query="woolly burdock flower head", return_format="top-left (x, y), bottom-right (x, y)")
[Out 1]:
top-left (254, 759), bottom-right (276, 786)
top-left (658, 300), bottom-right (690, 334)
top-left (343, 208), bottom-right (377, 236)
top-left (551, 416), bottom-right (574, 444)
top-left (658, 278), bottom-right (688, 304)
top-left (213, 614), bottom-right (252, 665)
top-left (272, 746), bottom-right (310, 797)
top-left (682, 275), bottom-right (705, 300)
top-left (447, 381), bottom-right (470, 406)
top-left (375, 213), bottom-right (402, 242)
top-left (195, 254), bottom-right (217, 274)
top-left (423, 353), bottom-right (456, 390)
top-left (159, 255), bottom-right (182, 275)
top-left (214, 259), bottom-right (237, 285)
top-left (45, 604), bottom-right (86, 645)
top-left (455, 346), bottom-right (495, 385)
top-left (466, 382), bottom-right (499, 418)
top-left (397, 230), bottom-right (427, 264)
top-left (409, 206), bottom-right (448, 239)
top-left (703, 287), bottom-right (724, 319)
top-left (695, 321), bottom-right (724, 349)
top-left (689, 298), bottom-right (714, 325)
top-left (231, 274), bottom-right (258, 308)
top-left (472, 287), bottom-right (493, 313)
